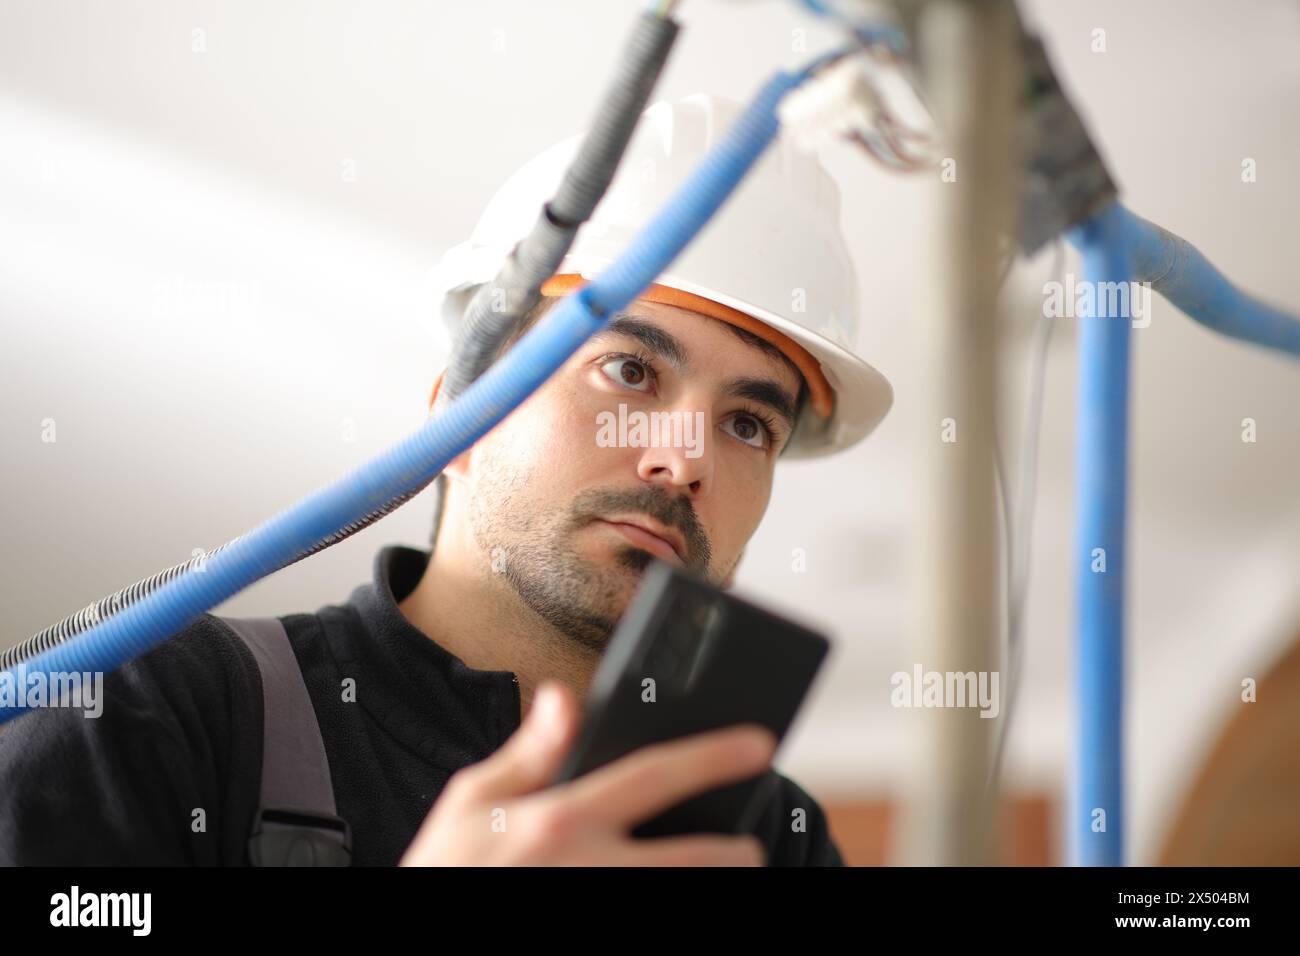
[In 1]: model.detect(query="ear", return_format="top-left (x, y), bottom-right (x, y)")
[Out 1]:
top-left (443, 447), bottom-right (472, 483)
top-left (427, 401), bottom-right (473, 482)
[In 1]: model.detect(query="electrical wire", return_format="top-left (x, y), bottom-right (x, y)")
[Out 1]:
top-left (792, 0), bottom-right (909, 55)
top-left (987, 238), bottom-right (1065, 798)
top-left (848, 96), bottom-right (941, 171)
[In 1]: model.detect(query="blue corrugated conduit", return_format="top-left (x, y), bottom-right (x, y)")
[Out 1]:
top-left (1, 65), bottom-right (824, 726)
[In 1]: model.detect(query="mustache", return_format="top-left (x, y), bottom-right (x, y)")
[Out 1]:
top-left (566, 486), bottom-right (711, 569)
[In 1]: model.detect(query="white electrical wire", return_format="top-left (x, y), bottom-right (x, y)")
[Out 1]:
top-left (987, 238), bottom-right (1066, 797)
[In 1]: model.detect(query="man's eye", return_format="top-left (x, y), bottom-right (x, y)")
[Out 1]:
top-left (599, 356), bottom-right (654, 392)
top-left (721, 413), bottom-right (768, 449)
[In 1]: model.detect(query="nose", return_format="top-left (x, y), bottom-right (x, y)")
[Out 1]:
top-left (632, 405), bottom-right (713, 500)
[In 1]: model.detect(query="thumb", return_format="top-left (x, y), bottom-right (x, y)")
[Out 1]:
top-left (469, 680), bottom-right (581, 800)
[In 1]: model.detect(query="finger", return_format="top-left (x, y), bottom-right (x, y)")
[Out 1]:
top-left (456, 681), bottom-right (581, 801)
top-left (561, 724), bottom-right (776, 830)
top-left (618, 833), bottom-right (767, 867)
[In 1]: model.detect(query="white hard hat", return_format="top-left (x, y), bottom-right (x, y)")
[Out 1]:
top-left (427, 93), bottom-right (893, 458)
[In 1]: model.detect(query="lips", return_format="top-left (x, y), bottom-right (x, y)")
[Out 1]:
top-left (595, 519), bottom-right (685, 565)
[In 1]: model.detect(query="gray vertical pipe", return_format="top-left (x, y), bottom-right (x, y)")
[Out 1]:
top-left (900, 0), bottom-right (1019, 865)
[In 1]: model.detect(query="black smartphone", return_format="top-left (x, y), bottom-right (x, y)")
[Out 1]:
top-left (551, 558), bottom-right (831, 840)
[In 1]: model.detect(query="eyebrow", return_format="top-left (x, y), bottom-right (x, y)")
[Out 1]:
top-left (589, 313), bottom-right (801, 434)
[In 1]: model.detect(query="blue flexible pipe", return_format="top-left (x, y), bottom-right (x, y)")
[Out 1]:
top-left (1112, 202), bottom-right (1300, 357)
top-left (1063, 200), bottom-right (1300, 865)
top-left (1, 68), bottom-right (810, 726)
top-left (1066, 203), bottom-right (1132, 867)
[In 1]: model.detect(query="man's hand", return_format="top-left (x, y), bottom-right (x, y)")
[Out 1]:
top-left (399, 679), bottom-right (776, 866)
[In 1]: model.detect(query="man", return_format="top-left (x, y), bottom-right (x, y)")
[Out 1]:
top-left (0, 95), bottom-right (891, 866)
top-left (399, 289), bottom-right (819, 866)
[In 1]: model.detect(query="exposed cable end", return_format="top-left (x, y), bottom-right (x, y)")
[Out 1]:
top-left (776, 53), bottom-right (880, 153)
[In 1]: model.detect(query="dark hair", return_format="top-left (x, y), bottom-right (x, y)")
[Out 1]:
top-left (428, 297), bottom-right (809, 547)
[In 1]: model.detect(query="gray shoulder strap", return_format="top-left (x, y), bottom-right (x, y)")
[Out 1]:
top-left (220, 615), bottom-right (350, 866)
